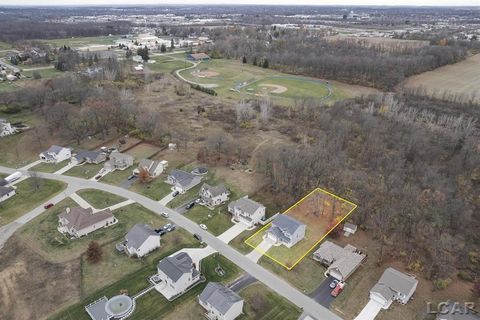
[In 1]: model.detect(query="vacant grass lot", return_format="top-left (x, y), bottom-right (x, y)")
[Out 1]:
top-left (184, 204), bottom-right (233, 236)
top-left (51, 253), bottom-right (240, 320)
top-left (126, 143), bottom-right (161, 160)
top-left (130, 177), bottom-right (172, 201)
top-left (101, 166), bottom-right (136, 185)
top-left (17, 203), bottom-right (166, 263)
top-left (76, 189), bottom-right (126, 209)
top-left (39, 35), bottom-right (116, 48)
top-left (63, 163), bottom-right (103, 179)
top-left (31, 160), bottom-right (70, 173)
top-left (0, 178), bottom-right (66, 226)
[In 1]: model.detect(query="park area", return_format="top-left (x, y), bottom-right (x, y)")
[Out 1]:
top-left (245, 188), bottom-right (357, 270)
top-left (178, 58), bottom-right (377, 104)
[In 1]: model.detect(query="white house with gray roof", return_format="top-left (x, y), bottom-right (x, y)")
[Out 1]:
top-left (265, 214), bottom-right (306, 248)
top-left (122, 224), bottom-right (160, 258)
top-left (313, 241), bottom-right (366, 281)
top-left (0, 118), bottom-right (15, 137)
top-left (57, 207), bottom-right (117, 238)
top-left (104, 152), bottom-right (134, 171)
top-left (370, 267), bottom-right (418, 309)
top-left (133, 159), bottom-right (168, 178)
top-left (166, 169), bottom-right (203, 194)
top-left (156, 252), bottom-right (201, 299)
top-left (0, 186), bottom-right (16, 203)
top-left (72, 150), bottom-right (106, 165)
top-left (228, 196), bottom-right (265, 228)
top-left (39, 145), bottom-right (71, 163)
top-left (199, 282), bottom-right (244, 320)
top-left (199, 183), bottom-right (230, 208)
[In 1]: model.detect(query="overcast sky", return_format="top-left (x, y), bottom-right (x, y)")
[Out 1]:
top-left (0, 0), bottom-right (479, 6)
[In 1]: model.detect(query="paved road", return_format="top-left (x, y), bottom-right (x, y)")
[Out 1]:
top-left (0, 165), bottom-right (342, 320)
top-left (228, 273), bottom-right (257, 293)
top-left (309, 276), bottom-right (337, 308)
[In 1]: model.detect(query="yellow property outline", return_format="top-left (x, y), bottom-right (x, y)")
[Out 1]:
top-left (244, 187), bottom-right (358, 270)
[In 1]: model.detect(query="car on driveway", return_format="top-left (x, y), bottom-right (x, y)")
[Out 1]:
top-left (172, 191), bottom-right (179, 197)
top-left (329, 279), bottom-right (339, 289)
top-left (44, 203), bottom-right (54, 209)
top-left (331, 282), bottom-right (345, 297)
top-left (193, 233), bottom-right (202, 241)
top-left (186, 202), bottom-right (195, 210)
top-left (199, 224), bottom-right (208, 230)
top-left (161, 212), bottom-right (169, 218)
top-left (127, 175), bottom-right (136, 180)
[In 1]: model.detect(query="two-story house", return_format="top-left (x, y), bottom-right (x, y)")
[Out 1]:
top-left (265, 214), bottom-right (306, 248)
top-left (156, 252), bottom-right (200, 300)
top-left (199, 282), bottom-right (244, 320)
top-left (199, 183), bottom-right (230, 208)
top-left (227, 196), bottom-right (265, 228)
top-left (39, 145), bottom-right (72, 163)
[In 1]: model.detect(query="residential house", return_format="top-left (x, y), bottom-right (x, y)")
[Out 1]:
top-left (199, 183), bottom-right (230, 208)
top-left (57, 207), bottom-right (117, 238)
top-left (199, 282), bottom-right (244, 320)
top-left (0, 186), bottom-right (16, 202)
top-left (72, 150), bottom-right (107, 165)
top-left (343, 222), bottom-right (358, 237)
top-left (39, 145), bottom-right (72, 163)
top-left (133, 159), bottom-right (168, 178)
top-left (265, 214), bottom-right (306, 248)
top-left (313, 241), bottom-right (366, 281)
top-left (0, 119), bottom-right (15, 137)
top-left (104, 152), bottom-right (134, 171)
top-left (370, 267), bottom-right (418, 309)
top-left (437, 301), bottom-right (480, 320)
top-left (227, 196), bottom-right (265, 227)
top-left (166, 169), bottom-right (203, 194)
top-left (121, 224), bottom-right (161, 258)
top-left (156, 252), bottom-right (200, 298)
top-left (187, 53), bottom-right (211, 61)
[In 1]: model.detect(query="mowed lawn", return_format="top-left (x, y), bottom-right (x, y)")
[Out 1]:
top-left (39, 35), bottom-right (116, 48)
top-left (148, 59), bottom-right (187, 73)
top-left (0, 178), bottom-right (66, 226)
top-left (130, 177), bottom-right (172, 201)
top-left (101, 166), bottom-right (136, 185)
top-left (63, 163), bottom-right (103, 179)
top-left (51, 253), bottom-right (240, 320)
top-left (76, 188), bottom-right (126, 209)
top-left (31, 160), bottom-right (70, 173)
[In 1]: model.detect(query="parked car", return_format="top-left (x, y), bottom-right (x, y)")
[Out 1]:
top-left (172, 191), bottom-right (179, 197)
top-left (161, 212), bottom-right (169, 218)
top-left (193, 233), bottom-right (202, 241)
top-left (163, 223), bottom-right (172, 230)
top-left (329, 279), bottom-right (339, 289)
top-left (199, 224), bottom-right (207, 230)
top-left (95, 175), bottom-right (102, 180)
top-left (167, 225), bottom-right (176, 232)
top-left (127, 175), bottom-right (136, 180)
top-left (331, 282), bottom-right (345, 297)
top-left (44, 203), bottom-right (54, 209)
top-left (186, 202), bottom-right (195, 210)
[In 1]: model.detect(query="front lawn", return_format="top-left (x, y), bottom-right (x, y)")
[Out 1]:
top-left (31, 160), bottom-right (70, 173)
top-left (76, 189), bottom-right (126, 209)
top-left (129, 177), bottom-right (172, 201)
top-left (0, 178), bottom-right (66, 226)
top-left (184, 204), bottom-right (233, 236)
top-left (63, 163), bottom-right (103, 179)
top-left (101, 167), bottom-right (136, 186)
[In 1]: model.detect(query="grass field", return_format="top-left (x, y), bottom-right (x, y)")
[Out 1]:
top-left (23, 68), bottom-right (63, 79)
top-left (31, 160), bottom-right (69, 173)
top-left (401, 53), bottom-right (480, 103)
top-left (184, 204), bottom-right (234, 236)
top-left (76, 189), bottom-right (126, 209)
top-left (39, 36), bottom-right (117, 48)
top-left (101, 166), bottom-right (136, 185)
top-left (0, 178), bottom-right (66, 226)
top-left (148, 59), bottom-right (187, 73)
top-left (130, 177), bottom-right (173, 201)
top-left (125, 143), bottom-right (161, 159)
top-left (245, 188), bottom-right (357, 269)
top-left (64, 163), bottom-right (103, 179)
top-left (178, 58), bottom-right (376, 104)
top-left (51, 253), bottom-right (240, 320)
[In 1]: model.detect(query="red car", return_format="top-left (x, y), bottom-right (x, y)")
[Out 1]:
top-left (44, 203), bottom-right (54, 209)
top-left (331, 282), bottom-right (345, 297)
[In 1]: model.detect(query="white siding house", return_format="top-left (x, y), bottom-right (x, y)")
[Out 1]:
top-left (122, 224), bottom-right (161, 258)
top-left (39, 145), bottom-right (72, 163)
top-left (199, 183), bottom-right (230, 208)
top-left (199, 282), bottom-right (244, 320)
top-left (227, 196), bottom-right (265, 227)
top-left (0, 119), bottom-right (15, 137)
top-left (265, 214), bottom-right (306, 248)
top-left (156, 252), bottom-right (200, 299)
top-left (0, 186), bottom-right (16, 202)
top-left (57, 207), bottom-right (117, 238)
top-left (370, 267), bottom-right (418, 309)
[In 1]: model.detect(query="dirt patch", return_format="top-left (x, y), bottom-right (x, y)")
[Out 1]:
top-left (0, 236), bottom-right (81, 320)
top-left (192, 70), bottom-right (220, 78)
top-left (259, 83), bottom-right (288, 94)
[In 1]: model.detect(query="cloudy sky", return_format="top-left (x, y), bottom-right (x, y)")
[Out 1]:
top-left (0, 0), bottom-right (478, 6)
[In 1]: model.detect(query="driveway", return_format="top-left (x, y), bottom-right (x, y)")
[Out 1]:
top-left (158, 191), bottom-right (176, 206)
top-left (217, 222), bottom-right (248, 244)
top-left (245, 239), bottom-right (273, 263)
top-left (175, 246), bottom-right (216, 267)
top-left (174, 196), bottom-right (200, 214)
top-left (354, 299), bottom-right (383, 320)
top-left (228, 273), bottom-right (257, 293)
top-left (119, 176), bottom-right (137, 189)
top-left (54, 162), bottom-right (76, 175)
top-left (309, 276), bottom-right (336, 308)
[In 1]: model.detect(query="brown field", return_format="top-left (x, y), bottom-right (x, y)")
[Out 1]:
top-left (400, 53), bottom-right (480, 103)
top-left (125, 142), bottom-right (161, 160)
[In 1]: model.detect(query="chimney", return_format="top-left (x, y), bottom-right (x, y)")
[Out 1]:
top-left (66, 207), bottom-right (70, 213)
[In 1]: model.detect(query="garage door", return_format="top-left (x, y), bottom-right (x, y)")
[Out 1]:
top-left (354, 299), bottom-right (383, 320)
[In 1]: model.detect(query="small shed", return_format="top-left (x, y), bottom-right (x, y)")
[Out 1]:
top-left (343, 222), bottom-right (358, 237)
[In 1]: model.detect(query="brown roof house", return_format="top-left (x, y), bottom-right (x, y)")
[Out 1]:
top-left (58, 207), bottom-right (117, 238)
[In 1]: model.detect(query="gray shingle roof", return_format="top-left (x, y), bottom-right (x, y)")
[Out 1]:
top-left (199, 282), bottom-right (243, 315)
top-left (74, 150), bottom-right (104, 162)
top-left (271, 214), bottom-right (305, 236)
top-left (0, 186), bottom-right (14, 197)
top-left (58, 207), bottom-right (114, 231)
top-left (85, 296), bottom-right (109, 320)
top-left (157, 252), bottom-right (198, 282)
top-left (371, 267), bottom-right (418, 300)
top-left (125, 224), bottom-right (159, 250)
top-left (169, 169), bottom-right (201, 189)
top-left (201, 183), bottom-right (228, 198)
top-left (228, 197), bottom-right (264, 215)
top-left (0, 178), bottom-right (8, 187)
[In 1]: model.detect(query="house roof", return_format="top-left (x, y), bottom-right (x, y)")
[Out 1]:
top-left (437, 301), bottom-right (480, 320)
top-left (110, 152), bottom-right (133, 162)
top-left (45, 145), bottom-right (66, 155)
top-left (0, 178), bottom-right (7, 187)
top-left (343, 222), bottom-right (357, 232)
top-left (228, 196), bottom-right (264, 215)
top-left (0, 186), bottom-right (14, 197)
top-left (58, 207), bottom-right (114, 231)
top-left (169, 169), bottom-right (200, 189)
top-left (189, 53), bottom-right (210, 60)
top-left (201, 183), bottom-right (228, 198)
top-left (138, 159), bottom-right (163, 175)
top-left (74, 150), bottom-right (104, 161)
top-left (313, 241), bottom-right (366, 280)
top-left (85, 296), bottom-right (110, 320)
top-left (199, 282), bottom-right (243, 315)
top-left (371, 267), bottom-right (418, 301)
top-left (157, 252), bottom-right (198, 282)
top-left (271, 214), bottom-right (305, 236)
top-left (125, 224), bottom-right (159, 250)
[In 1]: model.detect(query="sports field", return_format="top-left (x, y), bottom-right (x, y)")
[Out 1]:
top-left (245, 188), bottom-right (357, 270)
top-left (401, 53), bottom-right (480, 103)
top-left (178, 58), bottom-right (376, 104)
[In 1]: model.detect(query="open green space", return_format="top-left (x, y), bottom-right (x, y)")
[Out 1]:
top-left (63, 163), bottom-right (103, 179)
top-left (126, 143), bottom-right (161, 159)
top-left (51, 253), bottom-right (240, 320)
top-left (23, 68), bottom-right (63, 79)
top-left (184, 204), bottom-right (233, 236)
top-left (76, 189), bottom-right (126, 209)
top-left (39, 36), bottom-right (117, 48)
top-left (101, 167), bottom-right (136, 185)
top-left (0, 178), bottom-right (66, 226)
top-left (130, 178), bottom-right (172, 201)
top-left (148, 59), bottom-right (187, 73)
top-left (31, 160), bottom-right (69, 173)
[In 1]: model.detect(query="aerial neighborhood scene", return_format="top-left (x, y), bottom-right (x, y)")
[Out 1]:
top-left (0, 1), bottom-right (479, 320)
